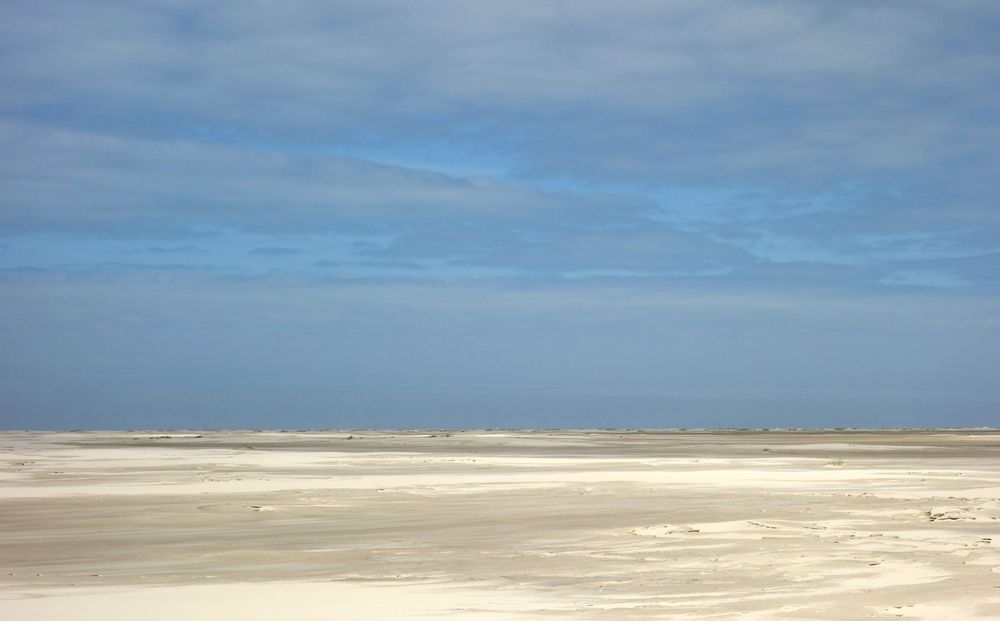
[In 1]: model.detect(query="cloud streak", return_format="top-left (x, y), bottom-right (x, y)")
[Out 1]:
top-left (4, 1), bottom-right (996, 182)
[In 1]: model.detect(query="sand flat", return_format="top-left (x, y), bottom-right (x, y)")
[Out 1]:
top-left (1, 430), bottom-right (999, 619)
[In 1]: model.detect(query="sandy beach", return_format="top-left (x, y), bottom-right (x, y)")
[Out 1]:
top-left (1, 429), bottom-right (998, 619)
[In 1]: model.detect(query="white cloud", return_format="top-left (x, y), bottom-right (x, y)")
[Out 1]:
top-left (2, 1), bottom-right (996, 182)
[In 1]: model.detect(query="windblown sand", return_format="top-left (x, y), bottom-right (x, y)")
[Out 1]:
top-left (1, 429), bottom-right (998, 619)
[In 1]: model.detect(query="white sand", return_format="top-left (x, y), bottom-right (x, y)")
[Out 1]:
top-left (2, 430), bottom-right (999, 619)
top-left (0, 581), bottom-right (566, 620)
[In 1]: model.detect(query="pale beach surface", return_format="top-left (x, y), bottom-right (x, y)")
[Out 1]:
top-left (1, 429), bottom-right (998, 619)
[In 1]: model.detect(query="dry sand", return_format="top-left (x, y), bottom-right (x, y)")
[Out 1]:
top-left (1, 429), bottom-right (999, 619)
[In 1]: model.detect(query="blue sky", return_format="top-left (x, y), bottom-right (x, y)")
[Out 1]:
top-left (2, 1), bottom-right (998, 429)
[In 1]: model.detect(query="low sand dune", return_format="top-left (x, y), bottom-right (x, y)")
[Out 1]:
top-left (1, 429), bottom-right (999, 619)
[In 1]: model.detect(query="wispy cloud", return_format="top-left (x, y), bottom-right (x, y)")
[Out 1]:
top-left (4, 1), bottom-right (995, 182)
top-left (248, 246), bottom-right (302, 256)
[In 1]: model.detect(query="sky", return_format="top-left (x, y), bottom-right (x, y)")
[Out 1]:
top-left (1, 1), bottom-right (999, 429)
